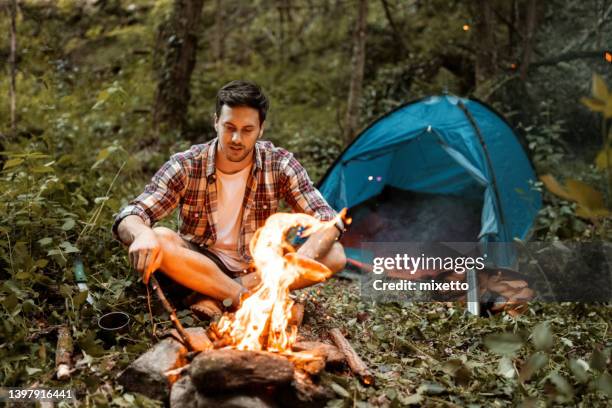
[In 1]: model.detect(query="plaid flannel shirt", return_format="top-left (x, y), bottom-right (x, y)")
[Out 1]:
top-left (112, 138), bottom-right (337, 263)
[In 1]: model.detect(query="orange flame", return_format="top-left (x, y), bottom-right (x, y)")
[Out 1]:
top-left (214, 210), bottom-right (346, 352)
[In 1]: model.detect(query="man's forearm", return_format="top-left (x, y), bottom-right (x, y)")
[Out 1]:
top-left (297, 224), bottom-right (340, 260)
top-left (117, 215), bottom-right (151, 246)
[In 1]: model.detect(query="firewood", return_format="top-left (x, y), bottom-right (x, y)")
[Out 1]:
top-left (189, 349), bottom-right (295, 393)
top-left (166, 327), bottom-right (213, 352)
top-left (287, 350), bottom-right (326, 375)
top-left (55, 325), bottom-right (73, 380)
top-left (329, 328), bottom-right (374, 385)
top-left (292, 341), bottom-right (346, 366)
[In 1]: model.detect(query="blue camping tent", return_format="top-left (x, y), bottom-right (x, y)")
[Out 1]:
top-left (318, 95), bottom-right (541, 266)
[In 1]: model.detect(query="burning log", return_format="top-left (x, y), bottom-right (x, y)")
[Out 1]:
top-left (287, 350), bottom-right (326, 375)
top-left (55, 325), bottom-right (73, 380)
top-left (164, 327), bottom-right (213, 352)
top-left (292, 341), bottom-right (346, 366)
top-left (329, 328), bottom-right (375, 385)
top-left (189, 349), bottom-right (295, 393)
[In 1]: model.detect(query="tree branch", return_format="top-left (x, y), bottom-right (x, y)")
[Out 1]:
top-left (8, 0), bottom-right (18, 139)
top-left (529, 50), bottom-right (608, 69)
top-left (560, 1), bottom-right (612, 54)
top-left (519, 0), bottom-right (538, 80)
top-left (380, 0), bottom-right (405, 54)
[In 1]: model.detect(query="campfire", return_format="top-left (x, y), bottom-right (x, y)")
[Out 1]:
top-left (211, 212), bottom-right (340, 352)
top-left (118, 210), bottom-right (373, 406)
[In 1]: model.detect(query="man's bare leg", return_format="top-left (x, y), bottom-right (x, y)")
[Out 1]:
top-left (238, 241), bottom-right (346, 291)
top-left (152, 227), bottom-right (244, 305)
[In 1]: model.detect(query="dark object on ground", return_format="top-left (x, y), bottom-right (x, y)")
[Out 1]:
top-left (97, 311), bottom-right (130, 345)
top-left (277, 370), bottom-right (335, 407)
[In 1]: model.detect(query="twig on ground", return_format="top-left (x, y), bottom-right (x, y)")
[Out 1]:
top-left (55, 325), bottom-right (73, 380)
top-left (329, 328), bottom-right (374, 385)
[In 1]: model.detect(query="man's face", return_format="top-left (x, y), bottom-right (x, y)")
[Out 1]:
top-left (215, 105), bottom-right (264, 163)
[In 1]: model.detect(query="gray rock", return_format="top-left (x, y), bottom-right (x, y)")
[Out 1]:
top-left (171, 375), bottom-right (277, 408)
top-left (197, 395), bottom-right (276, 408)
top-left (118, 337), bottom-right (187, 401)
top-left (170, 375), bottom-right (198, 408)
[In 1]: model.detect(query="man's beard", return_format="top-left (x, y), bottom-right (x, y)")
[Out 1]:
top-left (225, 145), bottom-right (252, 162)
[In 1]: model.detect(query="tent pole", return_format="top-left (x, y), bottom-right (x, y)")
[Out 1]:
top-left (466, 268), bottom-right (480, 316)
top-left (456, 101), bottom-right (509, 242)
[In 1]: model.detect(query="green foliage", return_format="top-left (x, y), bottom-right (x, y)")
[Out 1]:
top-left (522, 101), bottom-right (567, 174)
top-left (308, 280), bottom-right (612, 406)
top-left (0, 0), bottom-right (610, 405)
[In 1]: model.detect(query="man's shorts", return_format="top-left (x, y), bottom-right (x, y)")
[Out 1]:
top-left (183, 241), bottom-right (248, 279)
top-left (183, 226), bottom-right (307, 279)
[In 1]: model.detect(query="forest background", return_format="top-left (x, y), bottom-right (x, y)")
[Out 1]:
top-left (0, 0), bottom-right (611, 406)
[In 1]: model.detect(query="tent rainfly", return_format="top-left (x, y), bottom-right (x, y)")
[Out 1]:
top-left (318, 95), bottom-right (541, 267)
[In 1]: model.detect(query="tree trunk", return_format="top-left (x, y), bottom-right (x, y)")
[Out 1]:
top-left (519, 0), bottom-right (537, 81)
top-left (277, 0), bottom-right (290, 63)
top-left (381, 0), bottom-right (404, 56)
top-left (212, 0), bottom-right (224, 66)
top-left (152, 0), bottom-right (204, 134)
top-left (508, 0), bottom-right (518, 59)
top-left (8, 0), bottom-right (17, 139)
top-left (473, 0), bottom-right (497, 88)
top-left (344, 0), bottom-right (368, 143)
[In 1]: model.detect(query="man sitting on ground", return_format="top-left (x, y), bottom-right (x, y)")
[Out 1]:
top-left (112, 80), bottom-right (346, 307)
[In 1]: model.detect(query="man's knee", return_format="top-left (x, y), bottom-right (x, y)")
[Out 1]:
top-left (152, 226), bottom-right (185, 248)
top-left (326, 242), bottom-right (347, 274)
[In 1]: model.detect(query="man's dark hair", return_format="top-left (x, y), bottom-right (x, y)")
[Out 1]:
top-left (216, 80), bottom-right (269, 124)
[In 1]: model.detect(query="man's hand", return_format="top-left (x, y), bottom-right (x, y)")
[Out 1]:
top-left (128, 228), bottom-right (163, 284)
top-left (297, 221), bottom-right (341, 261)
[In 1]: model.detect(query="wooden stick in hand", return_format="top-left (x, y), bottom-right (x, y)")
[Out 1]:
top-left (149, 275), bottom-right (198, 352)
